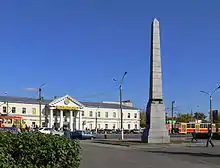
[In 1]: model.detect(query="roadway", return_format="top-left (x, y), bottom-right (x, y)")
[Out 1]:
top-left (79, 140), bottom-right (220, 168)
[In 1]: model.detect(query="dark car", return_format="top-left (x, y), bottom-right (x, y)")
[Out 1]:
top-left (70, 130), bottom-right (96, 140)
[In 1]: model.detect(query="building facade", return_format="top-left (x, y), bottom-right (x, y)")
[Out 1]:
top-left (0, 95), bottom-right (140, 131)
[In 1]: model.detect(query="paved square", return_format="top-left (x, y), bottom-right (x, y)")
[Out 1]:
top-left (79, 141), bottom-right (220, 168)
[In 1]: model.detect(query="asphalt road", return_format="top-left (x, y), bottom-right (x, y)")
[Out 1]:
top-left (79, 141), bottom-right (220, 168)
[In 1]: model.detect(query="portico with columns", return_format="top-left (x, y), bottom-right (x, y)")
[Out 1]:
top-left (47, 95), bottom-right (85, 131)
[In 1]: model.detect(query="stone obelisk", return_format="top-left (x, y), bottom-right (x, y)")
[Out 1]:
top-left (141, 18), bottom-right (170, 143)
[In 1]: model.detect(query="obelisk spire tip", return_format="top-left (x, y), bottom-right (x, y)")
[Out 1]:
top-left (153, 18), bottom-right (159, 24)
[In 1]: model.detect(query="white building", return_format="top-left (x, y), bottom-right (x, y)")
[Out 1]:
top-left (0, 95), bottom-right (140, 131)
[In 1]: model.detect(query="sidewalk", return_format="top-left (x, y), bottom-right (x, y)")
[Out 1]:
top-left (91, 139), bottom-right (220, 155)
top-left (130, 140), bottom-right (220, 155)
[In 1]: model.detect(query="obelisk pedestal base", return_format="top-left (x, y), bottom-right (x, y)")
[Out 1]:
top-left (141, 101), bottom-right (170, 143)
top-left (141, 128), bottom-right (170, 143)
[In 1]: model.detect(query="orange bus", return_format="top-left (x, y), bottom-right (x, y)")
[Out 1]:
top-left (177, 123), bottom-right (216, 134)
top-left (0, 116), bottom-right (24, 130)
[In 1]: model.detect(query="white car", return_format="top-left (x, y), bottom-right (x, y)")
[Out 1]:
top-left (39, 128), bottom-right (64, 136)
top-left (39, 127), bottom-right (52, 134)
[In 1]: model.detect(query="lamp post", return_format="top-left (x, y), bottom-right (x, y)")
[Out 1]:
top-left (200, 85), bottom-right (220, 123)
top-left (113, 72), bottom-right (127, 140)
top-left (165, 108), bottom-right (169, 124)
top-left (171, 101), bottom-right (175, 134)
top-left (25, 84), bottom-right (46, 127)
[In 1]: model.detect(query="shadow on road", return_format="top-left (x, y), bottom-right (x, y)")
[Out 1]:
top-left (148, 150), bottom-right (220, 157)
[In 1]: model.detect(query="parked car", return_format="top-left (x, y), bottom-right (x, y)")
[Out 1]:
top-left (70, 130), bottom-right (96, 140)
top-left (38, 127), bottom-right (52, 134)
top-left (38, 127), bottom-right (64, 136)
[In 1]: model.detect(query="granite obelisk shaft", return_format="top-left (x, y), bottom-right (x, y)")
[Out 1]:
top-left (141, 18), bottom-right (170, 143)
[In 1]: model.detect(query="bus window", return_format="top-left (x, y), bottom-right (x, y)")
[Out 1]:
top-left (200, 124), bottom-right (204, 128)
top-left (204, 124), bottom-right (208, 128)
top-left (7, 119), bottom-right (12, 124)
top-left (187, 124), bottom-right (190, 128)
top-left (191, 124), bottom-right (195, 128)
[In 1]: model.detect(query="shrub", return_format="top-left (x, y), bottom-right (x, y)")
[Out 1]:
top-left (0, 131), bottom-right (81, 168)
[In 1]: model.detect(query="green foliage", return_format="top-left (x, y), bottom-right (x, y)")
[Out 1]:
top-left (173, 112), bottom-right (207, 123)
top-left (214, 114), bottom-right (220, 123)
top-left (193, 112), bottom-right (207, 120)
top-left (176, 113), bottom-right (192, 122)
top-left (0, 131), bottom-right (81, 168)
top-left (140, 112), bottom-right (146, 128)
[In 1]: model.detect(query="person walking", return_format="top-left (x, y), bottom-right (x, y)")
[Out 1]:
top-left (191, 129), bottom-right (197, 142)
top-left (206, 127), bottom-right (214, 147)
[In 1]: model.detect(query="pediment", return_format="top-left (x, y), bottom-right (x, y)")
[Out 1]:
top-left (48, 95), bottom-right (84, 110)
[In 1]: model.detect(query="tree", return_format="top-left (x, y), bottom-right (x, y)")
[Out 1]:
top-left (193, 112), bottom-right (207, 121)
top-left (176, 113), bottom-right (192, 122)
top-left (140, 111), bottom-right (146, 128)
top-left (214, 113), bottom-right (220, 123)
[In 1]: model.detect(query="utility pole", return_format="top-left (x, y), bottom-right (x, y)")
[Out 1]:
top-left (95, 112), bottom-right (98, 133)
top-left (39, 88), bottom-right (42, 127)
top-left (190, 108), bottom-right (193, 122)
top-left (4, 92), bottom-right (9, 115)
top-left (200, 85), bottom-right (220, 124)
top-left (171, 101), bottom-right (175, 134)
top-left (119, 84), bottom-right (123, 139)
top-left (210, 95), bottom-right (212, 123)
top-left (25, 84), bottom-right (46, 128)
top-left (6, 101), bottom-right (9, 115)
top-left (113, 72), bottom-right (127, 140)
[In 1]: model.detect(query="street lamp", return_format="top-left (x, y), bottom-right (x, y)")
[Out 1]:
top-left (200, 85), bottom-right (220, 123)
top-left (113, 72), bottom-right (127, 140)
top-left (171, 101), bottom-right (175, 134)
top-left (25, 84), bottom-right (46, 127)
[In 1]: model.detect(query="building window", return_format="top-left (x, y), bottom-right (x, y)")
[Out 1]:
top-left (89, 111), bottom-right (93, 117)
top-left (135, 124), bottom-right (137, 129)
top-left (12, 107), bottom-right (16, 113)
top-left (90, 124), bottom-right (92, 130)
top-left (105, 112), bottom-right (108, 118)
top-left (113, 112), bottom-right (116, 118)
top-left (3, 107), bottom-right (6, 113)
top-left (128, 113), bottom-right (131, 118)
top-left (113, 124), bottom-right (115, 129)
top-left (81, 111), bottom-right (84, 116)
top-left (98, 124), bottom-right (100, 129)
top-left (64, 116), bottom-right (68, 122)
top-left (105, 124), bottom-right (108, 129)
top-left (97, 112), bottom-right (100, 117)
top-left (22, 108), bottom-right (26, 114)
top-left (128, 124), bottom-right (130, 129)
top-left (134, 113), bottom-right (137, 118)
top-left (32, 108), bottom-right (36, 115)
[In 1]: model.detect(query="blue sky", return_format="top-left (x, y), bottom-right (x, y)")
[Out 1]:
top-left (0, 0), bottom-right (220, 116)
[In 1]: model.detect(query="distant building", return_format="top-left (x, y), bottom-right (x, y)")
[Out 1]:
top-left (213, 110), bottom-right (220, 122)
top-left (0, 95), bottom-right (140, 130)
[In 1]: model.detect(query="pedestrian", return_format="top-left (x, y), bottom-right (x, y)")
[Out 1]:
top-left (191, 129), bottom-right (197, 142)
top-left (104, 130), bottom-right (107, 139)
top-left (206, 127), bottom-right (214, 147)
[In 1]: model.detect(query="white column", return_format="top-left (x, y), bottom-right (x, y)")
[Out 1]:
top-left (70, 110), bottom-right (73, 131)
top-left (49, 109), bottom-right (53, 128)
top-left (78, 111), bottom-right (82, 130)
top-left (60, 110), bottom-right (63, 129)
